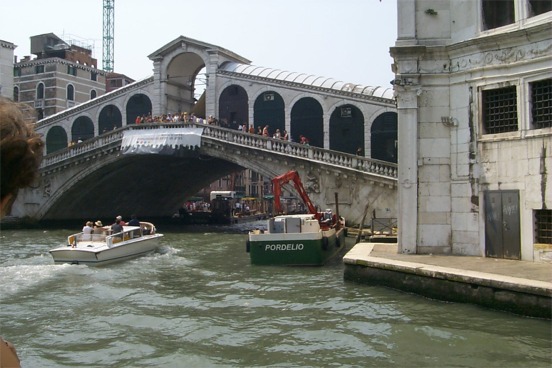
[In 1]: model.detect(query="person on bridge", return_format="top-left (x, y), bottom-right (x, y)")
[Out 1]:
top-left (0, 97), bottom-right (45, 368)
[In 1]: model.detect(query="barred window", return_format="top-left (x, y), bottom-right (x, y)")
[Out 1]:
top-left (535, 209), bottom-right (552, 244)
top-left (531, 79), bottom-right (551, 129)
top-left (482, 86), bottom-right (518, 134)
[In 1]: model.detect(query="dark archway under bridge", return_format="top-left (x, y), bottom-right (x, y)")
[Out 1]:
top-left (43, 153), bottom-right (242, 222)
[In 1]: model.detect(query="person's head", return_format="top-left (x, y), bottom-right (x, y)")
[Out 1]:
top-left (0, 98), bottom-right (44, 218)
top-left (116, 215), bottom-right (123, 221)
top-left (86, 221), bottom-right (93, 227)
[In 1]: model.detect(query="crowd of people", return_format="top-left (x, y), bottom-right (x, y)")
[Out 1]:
top-left (81, 215), bottom-right (141, 238)
top-left (133, 112), bottom-right (311, 145)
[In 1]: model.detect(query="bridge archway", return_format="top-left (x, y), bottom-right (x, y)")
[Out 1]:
top-left (290, 97), bottom-right (323, 147)
top-left (253, 91), bottom-right (285, 135)
top-left (329, 104), bottom-right (365, 154)
top-left (218, 85), bottom-right (248, 130)
top-left (99, 104), bottom-right (122, 133)
top-left (126, 93), bottom-right (152, 124)
top-left (46, 126), bottom-right (68, 154)
top-left (371, 111), bottom-right (398, 163)
top-left (72, 116), bottom-right (94, 142)
top-left (166, 52), bottom-right (205, 114)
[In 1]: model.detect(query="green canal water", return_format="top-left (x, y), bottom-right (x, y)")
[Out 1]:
top-left (0, 223), bottom-right (550, 367)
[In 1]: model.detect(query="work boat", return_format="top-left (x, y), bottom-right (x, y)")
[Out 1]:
top-left (49, 222), bottom-right (163, 266)
top-left (246, 171), bottom-right (346, 266)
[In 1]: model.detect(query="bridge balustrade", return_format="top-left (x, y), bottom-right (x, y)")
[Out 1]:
top-left (40, 123), bottom-right (397, 180)
top-left (198, 124), bottom-right (397, 179)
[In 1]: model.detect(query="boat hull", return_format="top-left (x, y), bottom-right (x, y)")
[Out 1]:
top-left (49, 235), bottom-right (163, 266)
top-left (248, 228), bottom-right (345, 266)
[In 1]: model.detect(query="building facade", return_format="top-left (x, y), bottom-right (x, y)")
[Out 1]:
top-left (391, 0), bottom-right (551, 261)
top-left (0, 39), bottom-right (16, 99)
top-left (13, 33), bottom-right (107, 120)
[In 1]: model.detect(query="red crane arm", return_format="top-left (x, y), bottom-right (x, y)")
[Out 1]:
top-left (272, 170), bottom-right (317, 215)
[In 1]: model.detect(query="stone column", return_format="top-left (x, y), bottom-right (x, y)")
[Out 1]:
top-left (205, 50), bottom-right (219, 119)
top-left (151, 57), bottom-right (164, 117)
top-left (396, 85), bottom-right (419, 254)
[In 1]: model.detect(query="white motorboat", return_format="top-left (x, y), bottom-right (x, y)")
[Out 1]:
top-left (49, 222), bottom-right (164, 266)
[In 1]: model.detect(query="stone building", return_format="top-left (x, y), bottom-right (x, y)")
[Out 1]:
top-left (391, 0), bottom-right (551, 261)
top-left (0, 39), bottom-right (16, 99)
top-left (13, 33), bottom-right (107, 120)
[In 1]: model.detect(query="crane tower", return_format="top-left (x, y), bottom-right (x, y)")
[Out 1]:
top-left (102, 0), bottom-right (115, 72)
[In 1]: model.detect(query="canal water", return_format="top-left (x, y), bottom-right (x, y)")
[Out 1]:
top-left (0, 223), bottom-right (550, 368)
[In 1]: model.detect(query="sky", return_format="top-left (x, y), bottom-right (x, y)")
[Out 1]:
top-left (2, 0), bottom-right (397, 89)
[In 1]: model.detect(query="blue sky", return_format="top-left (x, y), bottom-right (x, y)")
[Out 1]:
top-left (2, 0), bottom-right (397, 88)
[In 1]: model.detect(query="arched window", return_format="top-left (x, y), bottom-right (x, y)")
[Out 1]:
top-left (67, 84), bottom-right (75, 101)
top-left (37, 83), bottom-right (45, 99)
top-left (13, 86), bottom-right (19, 102)
top-left (90, 89), bottom-right (97, 99)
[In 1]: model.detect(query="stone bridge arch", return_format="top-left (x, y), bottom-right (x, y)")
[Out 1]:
top-left (13, 125), bottom-right (397, 225)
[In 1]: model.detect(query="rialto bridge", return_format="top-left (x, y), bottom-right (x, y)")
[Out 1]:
top-left (11, 35), bottom-right (398, 224)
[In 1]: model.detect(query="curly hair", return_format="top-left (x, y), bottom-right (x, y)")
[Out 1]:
top-left (0, 98), bottom-right (44, 205)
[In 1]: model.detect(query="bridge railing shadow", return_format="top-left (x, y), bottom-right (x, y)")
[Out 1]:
top-left (40, 122), bottom-right (397, 180)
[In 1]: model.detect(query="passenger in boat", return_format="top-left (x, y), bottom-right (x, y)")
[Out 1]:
top-left (93, 220), bottom-right (104, 234)
top-left (0, 98), bottom-right (45, 368)
top-left (111, 219), bottom-right (123, 234)
top-left (82, 221), bottom-right (93, 240)
top-left (116, 215), bottom-right (127, 226)
top-left (128, 214), bottom-right (140, 226)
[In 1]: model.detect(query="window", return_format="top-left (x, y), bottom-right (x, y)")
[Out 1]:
top-left (36, 83), bottom-right (44, 99)
top-left (13, 68), bottom-right (21, 77)
top-left (531, 79), bottom-right (551, 129)
top-left (535, 209), bottom-right (552, 244)
top-left (529, 0), bottom-right (552, 17)
top-left (13, 86), bottom-right (19, 102)
top-left (91, 72), bottom-right (97, 81)
top-left (67, 84), bottom-right (74, 101)
top-left (482, 0), bottom-right (515, 30)
top-left (67, 65), bottom-right (77, 76)
top-left (482, 86), bottom-right (518, 134)
top-left (90, 90), bottom-right (97, 99)
top-left (35, 65), bottom-right (44, 74)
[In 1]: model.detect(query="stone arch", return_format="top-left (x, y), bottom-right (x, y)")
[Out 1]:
top-left (72, 116), bottom-right (94, 142)
top-left (329, 104), bottom-right (364, 154)
top-left (98, 104), bottom-right (122, 134)
top-left (253, 91), bottom-right (285, 136)
top-left (218, 85), bottom-right (248, 130)
top-left (290, 97), bottom-right (323, 147)
top-left (46, 126), bottom-right (68, 154)
top-left (371, 111), bottom-right (398, 163)
top-left (126, 93), bottom-right (153, 124)
top-left (165, 52), bottom-right (206, 115)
